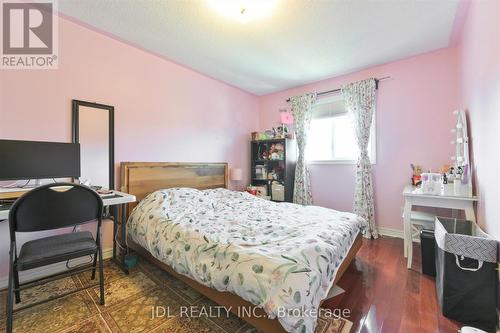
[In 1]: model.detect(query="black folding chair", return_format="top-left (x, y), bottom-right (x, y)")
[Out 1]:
top-left (6, 183), bottom-right (105, 333)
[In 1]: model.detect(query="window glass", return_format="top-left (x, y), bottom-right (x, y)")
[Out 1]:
top-left (306, 97), bottom-right (375, 163)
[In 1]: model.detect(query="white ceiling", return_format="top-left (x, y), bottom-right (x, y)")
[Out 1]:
top-left (58, 0), bottom-right (460, 95)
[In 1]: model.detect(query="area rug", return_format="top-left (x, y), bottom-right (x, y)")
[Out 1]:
top-left (0, 259), bottom-right (352, 333)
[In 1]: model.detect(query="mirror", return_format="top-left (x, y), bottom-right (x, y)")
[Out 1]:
top-left (451, 109), bottom-right (472, 196)
top-left (72, 100), bottom-right (114, 190)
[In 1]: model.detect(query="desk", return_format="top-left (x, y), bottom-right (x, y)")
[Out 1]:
top-left (0, 189), bottom-right (136, 273)
top-left (0, 187), bottom-right (31, 200)
top-left (403, 184), bottom-right (477, 269)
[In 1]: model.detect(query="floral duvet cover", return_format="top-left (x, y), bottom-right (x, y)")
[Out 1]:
top-left (127, 188), bottom-right (366, 333)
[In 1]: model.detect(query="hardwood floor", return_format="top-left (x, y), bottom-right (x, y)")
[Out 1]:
top-left (322, 236), bottom-right (462, 333)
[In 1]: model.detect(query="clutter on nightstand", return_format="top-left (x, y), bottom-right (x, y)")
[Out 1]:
top-left (420, 172), bottom-right (441, 194)
top-left (255, 185), bottom-right (267, 197)
top-left (246, 185), bottom-right (271, 200)
top-left (250, 109), bottom-right (295, 142)
top-left (246, 186), bottom-right (257, 195)
top-left (410, 164), bottom-right (423, 186)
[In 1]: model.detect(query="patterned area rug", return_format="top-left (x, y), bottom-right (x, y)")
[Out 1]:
top-left (0, 260), bottom-right (352, 333)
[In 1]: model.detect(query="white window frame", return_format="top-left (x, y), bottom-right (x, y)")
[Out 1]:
top-left (306, 95), bottom-right (377, 165)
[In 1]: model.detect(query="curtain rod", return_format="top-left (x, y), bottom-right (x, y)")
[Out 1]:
top-left (286, 76), bottom-right (391, 102)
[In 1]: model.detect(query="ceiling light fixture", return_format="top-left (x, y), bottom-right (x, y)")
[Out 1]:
top-left (207, 0), bottom-right (278, 23)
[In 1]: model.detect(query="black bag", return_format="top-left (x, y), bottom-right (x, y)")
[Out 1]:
top-left (435, 217), bottom-right (498, 332)
top-left (420, 229), bottom-right (436, 277)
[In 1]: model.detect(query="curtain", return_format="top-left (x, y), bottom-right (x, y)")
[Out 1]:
top-left (341, 78), bottom-right (378, 239)
top-left (289, 93), bottom-right (317, 205)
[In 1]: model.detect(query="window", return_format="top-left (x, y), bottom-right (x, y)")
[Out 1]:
top-left (306, 96), bottom-right (376, 163)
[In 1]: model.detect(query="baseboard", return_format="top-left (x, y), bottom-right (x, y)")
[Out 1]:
top-left (0, 247), bottom-right (113, 290)
top-left (378, 227), bottom-right (404, 239)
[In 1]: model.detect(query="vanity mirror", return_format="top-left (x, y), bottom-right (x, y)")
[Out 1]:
top-left (450, 109), bottom-right (472, 197)
top-left (72, 100), bottom-right (114, 190)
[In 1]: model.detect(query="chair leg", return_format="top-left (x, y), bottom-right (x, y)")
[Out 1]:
top-left (98, 247), bottom-right (105, 305)
top-left (13, 265), bottom-right (21, 304)
top-left (6, 260), bottom-right (15, 333)
top-left (407, 225), bottom-right (414, 269)
top-left (91, 251), bottom-right (98, 280)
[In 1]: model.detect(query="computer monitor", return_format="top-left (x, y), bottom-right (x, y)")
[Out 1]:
top-left (0, 140), bottom-right (81, 181)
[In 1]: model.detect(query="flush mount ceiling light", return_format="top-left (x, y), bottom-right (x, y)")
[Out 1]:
top-left (207, 0), bottom-right (278, 23)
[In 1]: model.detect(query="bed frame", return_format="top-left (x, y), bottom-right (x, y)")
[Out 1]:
top-left (120, 162), bottom-right (362, 333)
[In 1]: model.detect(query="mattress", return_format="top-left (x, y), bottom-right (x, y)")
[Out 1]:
top-left (127, 188), bottom-right (366, 333)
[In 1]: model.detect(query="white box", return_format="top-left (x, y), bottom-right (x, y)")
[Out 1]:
top-left (421, 173), bottom-right (441, 195)
top-left (271, 184), bottom-right (285, 201)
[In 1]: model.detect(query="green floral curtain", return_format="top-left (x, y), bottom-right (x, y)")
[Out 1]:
top-left (289, 93), bottom-right (316, 205)
top-left (341, 78), bottom-right (378, 238)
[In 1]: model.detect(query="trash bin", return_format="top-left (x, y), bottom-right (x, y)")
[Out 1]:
top-left (420, 229), bottom-right (436, 277)
top-left (435, 217), bottom-right (498, 332)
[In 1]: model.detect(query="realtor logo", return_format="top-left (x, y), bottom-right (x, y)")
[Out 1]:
top-left (1, 0), bottom-right (58, 69)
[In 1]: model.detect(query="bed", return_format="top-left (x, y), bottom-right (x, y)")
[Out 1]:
top-left (120, 162), bottom-right (365, 333)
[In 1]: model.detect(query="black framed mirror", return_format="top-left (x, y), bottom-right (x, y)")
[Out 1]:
top-left (72, 100), bottom-right (115, 190)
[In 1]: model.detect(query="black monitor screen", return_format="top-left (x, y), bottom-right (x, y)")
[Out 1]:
top-left (0, 140), bottom-right (80, 180)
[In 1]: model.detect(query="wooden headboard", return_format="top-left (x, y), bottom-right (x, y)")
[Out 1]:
top-left (120, 162), bottom-right (228, 211)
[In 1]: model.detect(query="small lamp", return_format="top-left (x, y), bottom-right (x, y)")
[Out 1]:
top-left (229, 168), bottom-right (243, 190)
top-left (280, 111), bottom-right (294, 125)
top-left (280, 110), bottom-right (294, 138)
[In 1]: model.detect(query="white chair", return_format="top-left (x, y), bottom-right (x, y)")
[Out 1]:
top-left (401, 210), bottom-right (436, 267)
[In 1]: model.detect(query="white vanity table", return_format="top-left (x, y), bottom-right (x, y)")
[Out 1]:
top-left (403, 109), bottom-right (477, 269)
top-left (402, 184), bottom-right (477, 269)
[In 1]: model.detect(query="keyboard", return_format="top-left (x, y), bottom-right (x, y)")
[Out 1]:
top-left (0, 203), bottom-right (12, 211)
top-left (100, 193), bottom-right (123, 200)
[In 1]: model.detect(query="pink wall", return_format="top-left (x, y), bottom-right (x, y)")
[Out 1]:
top-left (457, 0), bottom-right (500, 239)
top-left (1, 0), bottom-right (496, 283)
top-left (0, 17), bottom-right (259, 279)
top-left (259, 48), bottom-right (459, 231)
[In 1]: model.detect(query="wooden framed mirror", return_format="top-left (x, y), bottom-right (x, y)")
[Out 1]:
top-left (72, 100), bottom-right (115, 190)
